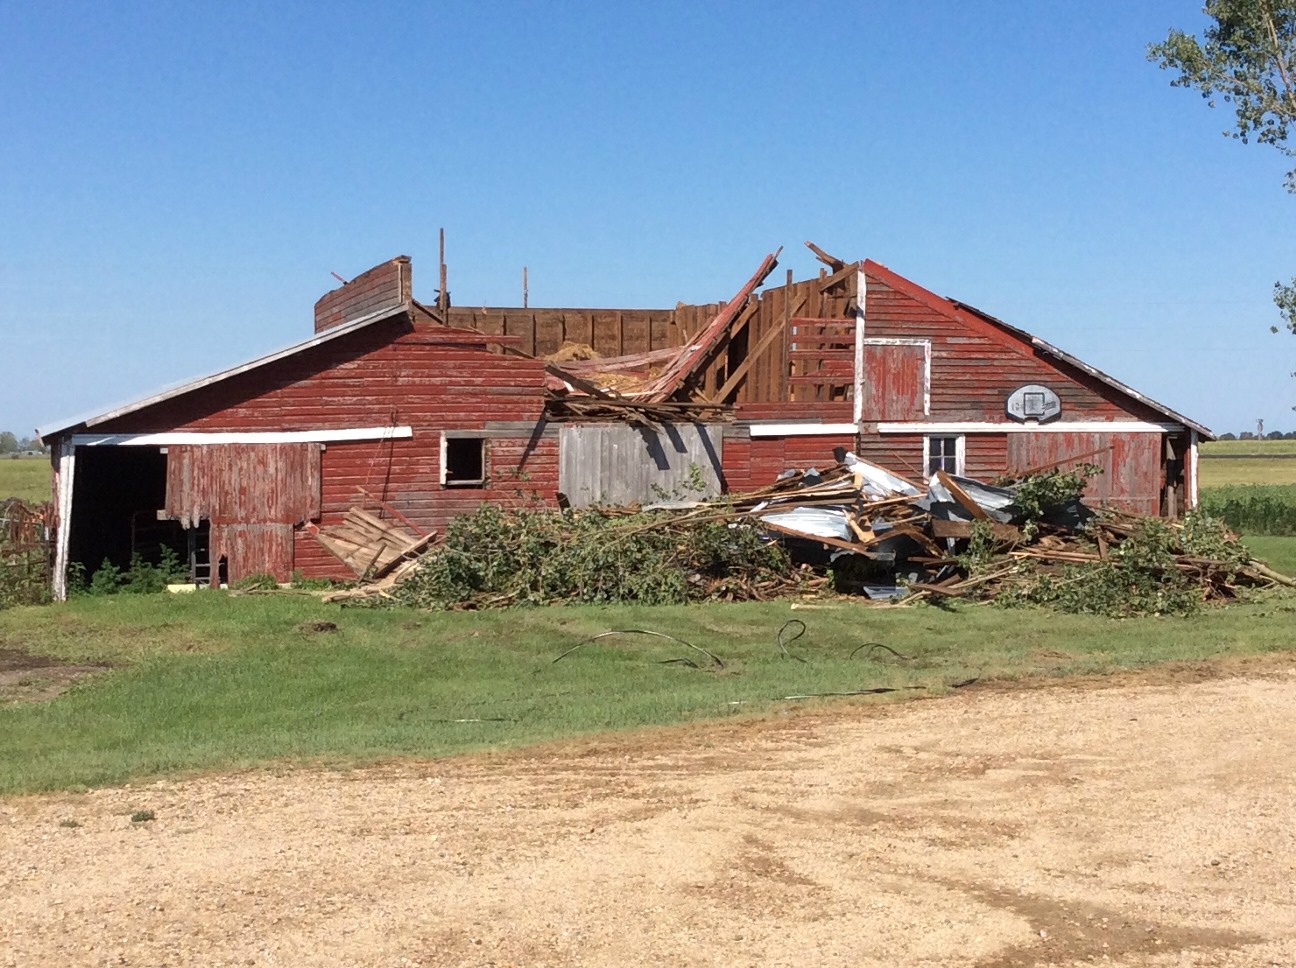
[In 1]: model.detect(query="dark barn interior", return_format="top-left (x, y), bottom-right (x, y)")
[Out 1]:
top-left (68, 447), bottom-right (185, 578)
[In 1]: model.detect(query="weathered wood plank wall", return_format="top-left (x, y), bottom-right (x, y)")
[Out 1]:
top-left (1006, 432), bottom-right (1163, 516)
top-left (446, 307), bottom-right (676, 359)
top-left (557, 424), bottom-right (725, 507)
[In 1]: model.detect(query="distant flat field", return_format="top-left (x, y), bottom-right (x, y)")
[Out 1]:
top-left (1199, 457), bottom-right (1296, 487)
top-left (0, 457), bottom-right (50, 503)
top-left (1201, 439), bottom-right (1296, 455)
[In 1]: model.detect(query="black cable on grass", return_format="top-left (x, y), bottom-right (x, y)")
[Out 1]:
top-left (781, 685), bottom-right (925, 700)
top-left (782, 677), bottom-right (979, 701)
top-left (552, 630), bottom-right (724, 669)
top-left (849, 642), bottom-right (913, 661)
top-left (777, 619), bottom-right (808, 663)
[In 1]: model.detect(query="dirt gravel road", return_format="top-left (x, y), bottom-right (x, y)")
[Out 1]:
top-left (4, 663), bottom-right (1296, 967)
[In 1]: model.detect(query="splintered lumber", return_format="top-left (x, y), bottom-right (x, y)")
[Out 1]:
top-left (817, 261), bottom-right (858, 291)
top-left (929, 519), bottom-right (1022, 543)
top-left (641, 250), bottom-right (782, 401)
top-left (759, 520), bottom-right (878, 556)
top-left (714, 294), bottom-right (807, 402)
top-left (935, 470), bottom-right (990, 521)
top-left (355, 486), bottom-right (426, 537)
top-left (312, 507), bottom-right (435, 578)
top-left (557, 346), bottom-right (679, 373)
top-left (804, 240), bottom-right (846, 271)
top-left (544, 361), bottom-right (620, 399)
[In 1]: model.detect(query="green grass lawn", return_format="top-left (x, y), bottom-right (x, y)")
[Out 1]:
top-left (1242, 535), bottom-right (1296, 576)
top-left (0, 457), bottom-right (50, 503)
top-left (2, 590), bottom-right (1295, 795)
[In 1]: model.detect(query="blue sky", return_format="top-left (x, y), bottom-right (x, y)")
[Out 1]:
top-left (2, 1), bottom-right (1293, 437)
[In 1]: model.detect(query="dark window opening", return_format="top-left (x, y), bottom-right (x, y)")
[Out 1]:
top-left (927, 436), bottom-right (959, 476)
top-left (444, 437), bottom-right (486, 486)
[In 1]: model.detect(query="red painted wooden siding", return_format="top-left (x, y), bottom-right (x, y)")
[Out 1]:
top-left (722, 434), bottom-right (858, 492)
top-left (314, 256), bottom-right (410, 333)
top-left (724, 402), bottom-right (856, 490)
top-left (854, 434), bottom-right (926, 481)
top-left (163, 444), bottom-right (323, 582)
top-left (863, 272), bottom-right (1167, 423)
top-left (860, 344), bottom-right (925, 420)
top-left (964, 434), bottom-right (1009, 480)
top-left (165, 444), bottom-right (321, 528)
top-left (1006, 432), bottom-right (1163, 515)
top-left (99, 316), bottom-right (556, 579)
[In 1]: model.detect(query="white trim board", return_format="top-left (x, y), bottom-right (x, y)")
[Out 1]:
top-left (852, 264), bottom-right (866, 425)
top-left (875, 421), bottom-right (1181, 435)
top-left (748, 423), bottom-right (858, 437)
top-left (69, 427), bottom-right (414, 447)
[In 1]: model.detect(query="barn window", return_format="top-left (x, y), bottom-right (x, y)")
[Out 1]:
top-left (442, 435), bottom-right (486, 486)
top-left (925, 435), bottom-right (964, 477)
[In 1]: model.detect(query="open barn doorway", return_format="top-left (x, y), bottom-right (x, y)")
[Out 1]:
top-left (66, 447), bottom-right (187, 587)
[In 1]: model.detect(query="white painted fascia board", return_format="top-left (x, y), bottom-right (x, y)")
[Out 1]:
top-left (69, 426), bottom-right (414, 447)
top-left (748, 423), bottom-right (859, 437)
top-left (37, 302), bottom-right (411, 439)
top-left (875, 421), bottom-right (1181, 434)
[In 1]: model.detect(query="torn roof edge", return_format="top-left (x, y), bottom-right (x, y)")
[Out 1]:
top-left (36, 301), bottom-right (413, 441)
top-left (948, 299), bottom-right (1214, 440)
top-left (857, 257), bottom-right (1212, 440)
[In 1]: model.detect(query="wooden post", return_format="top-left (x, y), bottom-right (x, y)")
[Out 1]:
top-left (853, 263), bottom-right (867, 427)
top-left (785, 269), bottom-right (794, 402)
top-left (438, 228), bottom-right (448, 312)
top-left (52, 438), bottom-right (75, 602)
top-left (1188, 430), bottom-right (1200, 509)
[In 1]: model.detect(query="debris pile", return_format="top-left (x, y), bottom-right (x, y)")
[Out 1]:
top-left (336, 500), bottom-right (817, 609)
top-left (310, 502), bottom-right (437, 585)
top-left (335, 454), bottom-right (1292, 615)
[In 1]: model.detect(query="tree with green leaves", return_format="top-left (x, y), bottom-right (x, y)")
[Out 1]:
top-left (1149, 1), bottom-right (1296, 332)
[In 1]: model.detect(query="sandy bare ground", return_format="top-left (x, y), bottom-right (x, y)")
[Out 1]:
top-left (4, 664), bottom-right (1296, 967)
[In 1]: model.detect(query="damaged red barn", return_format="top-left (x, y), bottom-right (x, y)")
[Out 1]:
top-left (38, 244), bottom-right (1211, 597)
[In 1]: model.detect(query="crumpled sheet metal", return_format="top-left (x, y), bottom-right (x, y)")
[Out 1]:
top-left (843, 452), bottom-right (921, 500)
top-left (924, 474), bottom-right (1019, 523)
top-left (759, 506), bottom-right (853, 541)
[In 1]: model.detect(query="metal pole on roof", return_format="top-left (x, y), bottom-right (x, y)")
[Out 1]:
top-left (523, 266), bottom-right (528, 309)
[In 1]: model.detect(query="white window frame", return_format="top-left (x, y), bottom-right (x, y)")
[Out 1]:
top-left (924, 434), bottom-right (965, 477)
top-left (440, 432), bottom-right (488, 487)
